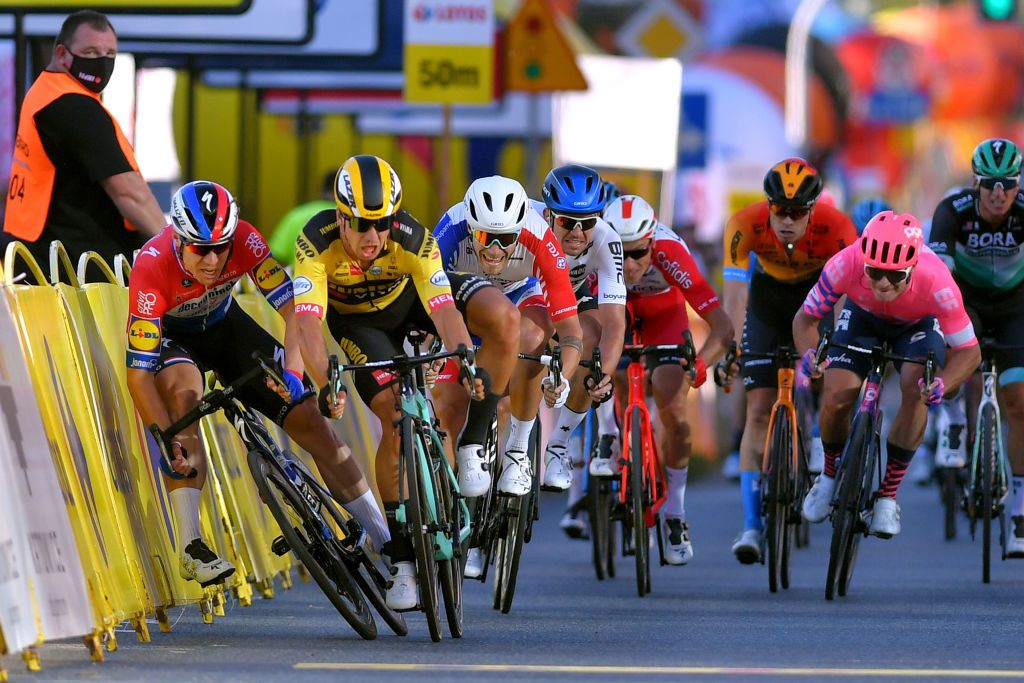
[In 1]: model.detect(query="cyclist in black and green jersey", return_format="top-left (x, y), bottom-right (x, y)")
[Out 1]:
top-left (929, 137), bottom-right (1024, 557)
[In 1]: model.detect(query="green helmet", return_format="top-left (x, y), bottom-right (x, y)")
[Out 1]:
top-left (972, 138), bottom-right (1023, 177)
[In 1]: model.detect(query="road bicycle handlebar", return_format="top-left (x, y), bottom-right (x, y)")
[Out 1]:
top-left (819, 330), bottom-right (936, 386)
top-left (339, 344), bottom-right (476, 375)
top-left (150, 351), bottom-right (282, 480)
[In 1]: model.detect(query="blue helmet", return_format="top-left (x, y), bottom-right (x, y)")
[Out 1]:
top-left (601, 180), bottom-right (621, 205)
top-left (542, 164), bottom-right (605, 214)
top-left (850, 197), bottom-right (893, 237)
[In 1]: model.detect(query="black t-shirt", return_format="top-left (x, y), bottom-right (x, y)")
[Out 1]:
top-left (32, 92), bottom-right (142, 263)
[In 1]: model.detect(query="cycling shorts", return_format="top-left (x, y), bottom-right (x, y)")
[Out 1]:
top-left (741, 271), bottom-right (818, 390)
top-left (328, 271), bottom-right (492, 403)
top-left (155, 303), bottom-right (307, 425)
top-left (826, 301), bottom-right (946, 377)
top-left (575, 282), bottom-right (599, 315)
top-left (625, 288), bottom-right (691, 368)
top-left (961, 288), bottom-right (1024, 381)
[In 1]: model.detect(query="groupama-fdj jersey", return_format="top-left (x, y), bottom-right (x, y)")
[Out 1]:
top-left (722, 201), bottom-right (857, 285)
top-left (291, 208), bottom-right (455, 320)
top-left (928, 189), bottom-right (1024, 297)
top-left (433, 202), bottom-right (578, 322)
top-left (126, 221), bottom-right (292, 372)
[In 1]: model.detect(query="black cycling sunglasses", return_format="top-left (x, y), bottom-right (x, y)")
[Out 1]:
top-left (552, 213), bottom-right (599, 232)
top-left (623, 244), bottom-right (651, 261)
top-left (864, 264), bottom-right (912, 284)
top-left (977, 175), bottom-right (1020, 191)
top-left (345, 214), bottom-right (392, 233)
top-left (769, 202), bottom-right (812, 221)
top-left (184, 241), bottom-right (231, 257)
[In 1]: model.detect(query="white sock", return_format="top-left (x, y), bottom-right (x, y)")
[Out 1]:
top-left (507, 416), bottom-right (536, 454)
top-left (343, 489), bottom-right (391, 551)
top-left (169, 487), bottom-right (203, 549)
top-left (596, 399), bottom-right (617, 437)
top-left (549, 407), bottom-right (587, 450)
top-left (662, 466), bottom-right (688, 519)
top-left (567, 463), bottom-right (586, 508)
top-left (1012, 477), bottom-right (1024, 518)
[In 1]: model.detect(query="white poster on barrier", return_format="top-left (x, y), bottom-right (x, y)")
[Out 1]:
top-left (0, 426), bottom-right (38, 654)
top-left (0, 294), bottom-right (93, 641)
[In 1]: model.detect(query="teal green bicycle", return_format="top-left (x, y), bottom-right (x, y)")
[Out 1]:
top-left (335, 338), bottom-right (474, 642)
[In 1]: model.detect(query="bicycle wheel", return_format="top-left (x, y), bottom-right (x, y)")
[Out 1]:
top-left (299, 468), bottom-right (408, 637)
top-left (765, 412), bottom-right (792, 593)
top-left (941, 468), bottom-right (958, 541)
top-left (402, 422), bottom-right (442, 642)
top-left (247, 450), bottom-right (376, 639)
top-left (629, 409), bottom-right (649, 597)
top-left (980, 404), bottom-right (997, 584)
top-left (431, 444), bottom-right (463, 638)
top-left (496, 422), bottom-right (539, 613)
top-left (825, 414), bottom-right (868, 601)
top-left (838, 426), bottom-right (877, 598)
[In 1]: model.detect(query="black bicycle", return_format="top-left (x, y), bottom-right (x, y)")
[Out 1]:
top-left (151, 353), bottom-right (405, 640)
top-left (820, 333), bottom-right (935, 600)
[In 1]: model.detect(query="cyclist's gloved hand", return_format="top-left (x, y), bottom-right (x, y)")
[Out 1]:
top-left (318, 382), bottom-right (347, 419)
top-left (283, 369), bottom-right (307, 402)
top-left (918, 376), bottom-right (945, 406)
top-left (424, 358), bottom-right (446, 390)
top-left (585, 372), bottom-right (613, 403)
top-left (683, 356), bottom-right (708, 388)
top-left (160, 440), bottom-right (193, 479)
top-left (800, 348), bottom-right (828, 379)
top-left (541, 374), bottom-right (570, 409)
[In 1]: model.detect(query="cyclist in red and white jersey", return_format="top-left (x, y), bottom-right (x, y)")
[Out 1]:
top-left (126, 180), bottom-right (387, 586)
top-left (603, 195), bottom-right (733, 564)
top-left (795, 211), bottom-right (980, 537)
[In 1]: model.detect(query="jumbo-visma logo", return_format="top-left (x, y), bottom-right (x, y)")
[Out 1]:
top-left (128, 317), bottom-right (161, 352)
top-left (256, 258), bottom-right (286, 292)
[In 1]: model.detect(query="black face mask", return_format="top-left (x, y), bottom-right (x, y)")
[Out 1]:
top-left (66, 49), bottom-right (115, 93)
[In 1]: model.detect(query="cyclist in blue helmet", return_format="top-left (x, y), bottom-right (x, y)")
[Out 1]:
top-left (601, 180), bottom-right (622, 206)
top-left (537, 164), bottom-right (629, 539)
top-left (850, 197), bottom-right (893, 236)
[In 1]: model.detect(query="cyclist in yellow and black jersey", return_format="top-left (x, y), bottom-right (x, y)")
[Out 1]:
top-left (289, 154), bottom-right (517, 612)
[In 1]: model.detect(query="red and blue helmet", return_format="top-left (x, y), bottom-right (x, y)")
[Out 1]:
top-left (170, 180), bottom-right (239, 245)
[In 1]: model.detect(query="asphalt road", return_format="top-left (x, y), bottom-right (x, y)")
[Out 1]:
top-left (7, 474), bottom-right (1024, 682)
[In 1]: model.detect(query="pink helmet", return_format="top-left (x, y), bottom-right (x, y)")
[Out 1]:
top-left (860, 211), bottom-right (923, 269)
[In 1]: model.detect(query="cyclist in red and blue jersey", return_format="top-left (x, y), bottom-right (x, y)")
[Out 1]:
top-left (126, 180), bottom-right (388, 587)
top-left (795, 211), bottom-right (980, 538)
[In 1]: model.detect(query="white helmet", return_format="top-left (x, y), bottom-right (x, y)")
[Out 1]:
top-left (464, 176), bottom-right (530, 234)
top-left (603, 195), bottom-right (657, 242)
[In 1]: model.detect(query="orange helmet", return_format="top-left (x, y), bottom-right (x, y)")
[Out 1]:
top-left (763, 158), bottom-right (823, 207)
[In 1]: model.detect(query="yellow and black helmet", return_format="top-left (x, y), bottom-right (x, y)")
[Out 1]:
top-left (334, 154), bottom-right (402, 220)
top-left (763, 157), bottom-right (823, 207)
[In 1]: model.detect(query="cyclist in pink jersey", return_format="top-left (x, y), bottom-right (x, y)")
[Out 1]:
top-left (793, 211), bottom-right (980, 537)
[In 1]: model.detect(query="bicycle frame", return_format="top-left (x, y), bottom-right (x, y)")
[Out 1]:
top-left (763, 356), bottom-right (802, 482)
top-left (968, 355), bottom-right (1010, 507)
top-left (618, 348), bottom-right (666, 528)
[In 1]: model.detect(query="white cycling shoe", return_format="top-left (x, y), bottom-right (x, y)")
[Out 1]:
top-left (542, 444), bottom-right (572, 491)
top-left (180, 538), bottom-right (236, 587)
top-left (802, 475), bottom-right (835, 523)
top-left (497, 450), bottom-right (532, 497)
top-left (808, 437), bottom-right (825, 475)
top-left (867, 497), bottom-right (901, 538)
top-left (590, 435), bottom-right (621, 477)
top-left (731, 528), bottom-right (763, 565)
top-left (463, 547), bottom-right (485, 579)
top-left (662, 516), bottom-right (693, 566)
top-left (386, 561), bottom-right (418, 611)
top-left (457, 444), bottom-right (491, 498)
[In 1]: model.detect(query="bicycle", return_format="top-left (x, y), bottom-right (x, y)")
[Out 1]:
top-left (962, 340), bottom-right (1016, 584)
top-left (718, 342), bottom-right (818, 593)
top-left (340, 337), bottom-right (475, 641)
top-left (618, 331), bottom-right (697, 597)
top-left (150, 353), bottom-right (404, 640)
top-left (819, 332), bottom-right (935, 601)
top-left (581, 349), bottom-right (618, 582)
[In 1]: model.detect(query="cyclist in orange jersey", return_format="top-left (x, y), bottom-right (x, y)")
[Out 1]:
top-left (717, 158), bottom-right (857, 564)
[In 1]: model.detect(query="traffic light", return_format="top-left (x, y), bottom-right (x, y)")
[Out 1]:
top-left (977, 0), bottom-right (1017, 21)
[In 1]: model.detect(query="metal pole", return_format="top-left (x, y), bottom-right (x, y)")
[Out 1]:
top-left (185, 60), bottom-right (197, 181)
top-left (525, 93), bottom-right (540, 195)
top-left (439, 104), bottom-right (452, 212)
top-left (784, 0), bottom-right (828, 153)
top-left (13, 12), bottom-right (25, 122)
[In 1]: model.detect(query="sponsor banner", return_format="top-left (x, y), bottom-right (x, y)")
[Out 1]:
top-left (0, 292), bottom-right (94, 642)
top-left (404, 0), bottom-right (494, 105)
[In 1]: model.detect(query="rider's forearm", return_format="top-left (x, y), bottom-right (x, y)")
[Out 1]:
top-left (279, 302), bottom-right (306, 377)
top-left (597, 303), bottom-right (626, 371)
top-left (792, 309), bottom-right (821, 356)
top-left (127, 368), bottom-right (173, 433)
top-left (296, 313), bottom-right (330, 388)
top-left (722, 279), bottom-right (748, 350)
top-left (939, 344), bottom-right (982, 394)
top-left (555, 316), bottom-right (584, 379)
top-left (697, 307), bottom-right (733, 365)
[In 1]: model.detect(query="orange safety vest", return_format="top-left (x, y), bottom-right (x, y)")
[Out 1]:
top-left (5, 70), bottom-right (140, 241)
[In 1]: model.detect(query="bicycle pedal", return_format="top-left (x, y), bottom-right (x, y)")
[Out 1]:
top-left (271, 536), bottom-right (290, 557)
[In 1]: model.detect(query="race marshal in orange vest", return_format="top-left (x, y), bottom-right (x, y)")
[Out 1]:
top-left (2, 10), bottom-right (166, 272)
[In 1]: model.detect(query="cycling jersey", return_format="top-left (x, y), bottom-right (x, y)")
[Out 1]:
top-left (292, 208), bottom-right (455, 319)
top-left (722, 201), bottom-right (857, 284)
top-left (126, 222), bottom-right (292, 371)
top-left (528, 199), bottom-right (627, 305)
top-left (802, 243), bottom-right (977, 350)
top-left (928, 188), bottom-right (1024, 295)
top-left (626, 224), bottom-right (720, 315)
top-left (434, 202), bottom-right (578, 321)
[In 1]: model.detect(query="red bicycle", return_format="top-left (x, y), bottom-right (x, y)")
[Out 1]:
top-left (618, 331), bottom-right (696, 596)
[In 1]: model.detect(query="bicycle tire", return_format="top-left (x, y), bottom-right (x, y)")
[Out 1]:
top-left (795, 432), bottom-right (811, 550)
top-left (606, 487), bottom-right (618, 578)
top-left (299, 468), bottom-right (407, 638)
top-left (765, 411), bottom-right (791, 593)
top-left (941, 468), bottom-right (958, 541)
top-left (981, 404), bottom-right (997, 584)
top-left (589, 477), bottom-right (608, 581)
top-left (497, 422), bottom-right (539, 613)
top-left (630, 409), bottom-right (649, 597)
top-left (247, 450), bottom-right (376, 639)
top-left (431, 442), bottom-right (463, 638)
top-left (525, 421), bottom-right (542, 544)
top-left (838, 424), bottom-right (877, 598)
top-left (825, 414), bottom-right (868, 601)
top-left (403, 422), bottom-right (442, 642)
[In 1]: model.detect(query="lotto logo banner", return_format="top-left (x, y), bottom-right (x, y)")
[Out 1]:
top-left (128, 315), bottom-right (161, 353)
